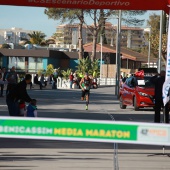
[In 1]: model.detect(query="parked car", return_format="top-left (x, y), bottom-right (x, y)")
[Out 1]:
top-left (119, 76), bottom-right (155, 110)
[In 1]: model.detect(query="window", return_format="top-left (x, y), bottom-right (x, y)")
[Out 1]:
top-left (8, 57), bottom-right (25, 70)
top-left (28, 57), bottom-right (43, 72)
top-left (136, 77), bottom-right (154, 87)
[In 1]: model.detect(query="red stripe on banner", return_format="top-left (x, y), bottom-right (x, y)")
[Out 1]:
top-left (0, 0), bottom-right (169, 12)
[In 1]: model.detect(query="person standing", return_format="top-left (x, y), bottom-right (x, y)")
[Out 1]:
top-left (6, 74), bottom-right (33, 116)
top-left (6, 66), bottom-right (18, 95)
top-left (34, 74), bottom-right (42, 90)
top-left (150, 70), bottom-right (169, 123)
top-left (0, 67), bottom-right (6, 97)
top-left (79, 73), bottom-right (92, 110)
top-left (69, 72), bottom-right (74, 89)
top-left (40, 74), bottom-right (47, 87)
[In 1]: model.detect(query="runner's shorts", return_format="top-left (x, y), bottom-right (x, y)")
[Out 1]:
top-left (82, 90), bottom-right (90, 97)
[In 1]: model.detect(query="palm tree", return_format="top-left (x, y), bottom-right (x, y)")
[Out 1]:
top-left (1, 43), bottom-right (11, 49)
top-left (89, 59), bottom-right (100, 78)
top-left (27, 31), bottom-right (46, 45)
top-left (76, 58), bottom-right (91, 77)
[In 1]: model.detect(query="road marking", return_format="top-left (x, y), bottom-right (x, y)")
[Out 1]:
top-left (0, 105), bottom-right (7, 107)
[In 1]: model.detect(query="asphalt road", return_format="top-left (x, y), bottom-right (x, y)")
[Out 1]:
top-left (0, 86), bottom-right (170, 170)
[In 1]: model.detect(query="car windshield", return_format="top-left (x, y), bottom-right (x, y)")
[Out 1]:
top-left (136, 77), bottom-right (154, 87)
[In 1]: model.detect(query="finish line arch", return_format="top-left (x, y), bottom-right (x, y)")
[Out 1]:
top-left (0, 0), bottom-right (169, 13)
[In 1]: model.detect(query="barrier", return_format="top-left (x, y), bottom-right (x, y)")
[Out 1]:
top-left (0, 117), bottom-right (170, 146)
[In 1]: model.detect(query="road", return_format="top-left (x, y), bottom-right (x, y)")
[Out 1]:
top-left (0, 86), bottom-right (170, 170)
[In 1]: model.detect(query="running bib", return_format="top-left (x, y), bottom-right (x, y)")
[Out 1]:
top-left (84, 86), bottom-right (90, 90)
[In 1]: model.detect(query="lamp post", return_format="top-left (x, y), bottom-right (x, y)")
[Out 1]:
top-left (116, 10), bottom-right (122, 98)
top-left (148, 27), bottom-right (151, 68)
top-left (100, 34), bottom-right (103, 80)
top-left (158, 10), bottom-right (163, 73)
top-left (104, 11), bottom-right (121, 97)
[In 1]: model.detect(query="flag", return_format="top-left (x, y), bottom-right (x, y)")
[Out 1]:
top-left (162, 77), bottom-right (170, 106)
top-left (162, 9), bottom-right (170, 106)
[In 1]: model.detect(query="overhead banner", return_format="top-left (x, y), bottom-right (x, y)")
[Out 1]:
top-left (0, 0), bottom-right (169, 12)
top-left (0, 117), bottom-right (170, 146)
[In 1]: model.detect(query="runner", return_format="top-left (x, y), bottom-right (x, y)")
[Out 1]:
top-left (79, 73), bottom-right (92, 110)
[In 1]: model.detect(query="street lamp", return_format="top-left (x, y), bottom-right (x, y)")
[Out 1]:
top-left (100, 34), bottom-right (103, 80)
top-left (104, 11), bottom-right (122, 97)
top-left (148, 27), bottom-right (151, 68)
top-left (158, 10), bottom-right (163, 73)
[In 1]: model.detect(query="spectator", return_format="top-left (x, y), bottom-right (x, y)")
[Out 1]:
top-left (48, 74), bottom-right (53, 84)
top-left (0, 67), bottom-right (7, 97)
top-left (40, 74), bottom-right (47, 87)
top-left (69, 72), bottom-right (74, 89)
top-left (19, 99), bottom-right (26, 116)
top-left (6, 74), bottom-right (33, 116)
top-left (150, 70), bottom-right (169, 123)
top-left (26, 99), bottom-right (38, 117)
top-left (34, 74), bottom-right (42, 90)
top-left (52, 74), bottom-right (57, 89)
top-left (122, 74), bottom-right (128, 83)
top-left (6, 66), bottom-right (18, 95)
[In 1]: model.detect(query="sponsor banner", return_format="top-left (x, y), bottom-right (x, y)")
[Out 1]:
top-left (0, 0), bottom-right (168, 11)
top-left (0, 117), bottom-right (170, 146)
top-left (138, 126), bottom-right (169, 144)
top-left (0, 117), bottom-right (137, 142)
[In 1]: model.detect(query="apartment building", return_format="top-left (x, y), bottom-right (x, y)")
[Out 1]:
top-left (0, 27), bottom-right (38, 45)
top-left (55, 22), bottom-right (146, 49)
top-left (55, 24), bottom-right (87, 45)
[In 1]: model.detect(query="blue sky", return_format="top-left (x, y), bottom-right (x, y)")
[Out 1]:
top-left (0, 5), bottom-right (161, 38)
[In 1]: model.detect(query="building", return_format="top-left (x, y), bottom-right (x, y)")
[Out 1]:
top-left (0, 27), bottom-right (39, 45)
top-left (0, 43), bottom-right (157, 78)
top-left (55, 23), bottom-right (146, 49)
top-left (55, 24), bottom-right (87, 45)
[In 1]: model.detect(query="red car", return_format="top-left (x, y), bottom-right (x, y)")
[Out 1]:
top-left (119, 76), bottom-right (155, 110)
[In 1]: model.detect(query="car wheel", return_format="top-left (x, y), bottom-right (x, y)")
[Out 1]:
top-left (134, 96), bottom-right (139, 111)
top-left (120, 96), bottom-right (126, 109)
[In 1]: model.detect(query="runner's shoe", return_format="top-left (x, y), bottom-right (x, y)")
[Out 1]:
top-left (86, 106), bottom-right (88, 110)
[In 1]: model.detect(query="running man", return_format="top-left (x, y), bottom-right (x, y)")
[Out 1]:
top-left (79, 73), bottom-right (92, 110)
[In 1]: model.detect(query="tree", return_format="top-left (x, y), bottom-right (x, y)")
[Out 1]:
top-left (76, 57), bottom-right (91, 76)
top-left (44, 9), bottom-right (146, 61)
top-left (76, 58), bottom-right (100, 78)
top-left (84, 9), bottom-right (113, 61)
top-left (145, 13), bottom-right (167, 64)
top-left (28, 31), bottom-right (46, 45)
top-left (46, 64), bottom-right (54, 76)
top-left (44, 8), bottom-right (84, 59)
top-left (84, 10), bottom-right (146, 61)
top-left (122, 10), bottom-right (146, 26)
top-left (88, 59), bottom-right (100, 78)
top-left (1, 43), bottom-right (11, 49)
top-left (61, 68), bottom-right (72, 80)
